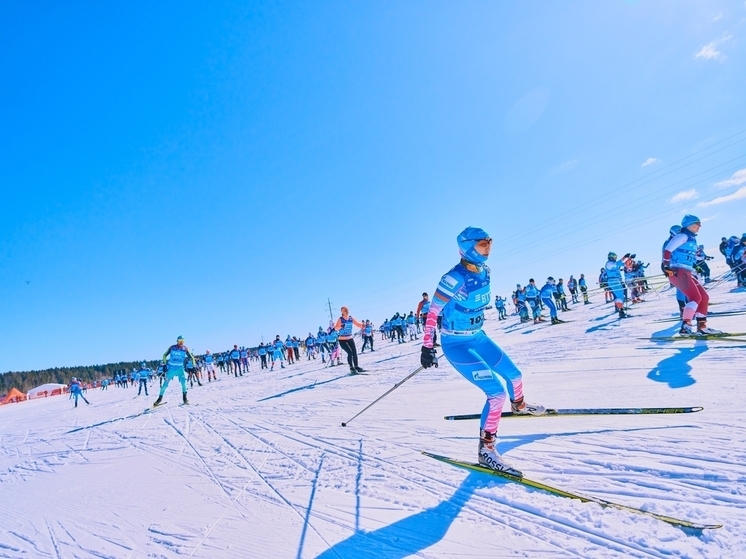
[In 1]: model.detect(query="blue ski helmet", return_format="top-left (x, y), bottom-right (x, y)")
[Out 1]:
top-left (457, 226), bottom-right (491, 264)
top-left (141, 362), bottom-right (146, 368)
top-left (669, 225), bottom-right (682, 237)
top-left (681, 214), bottom-right (701, 228)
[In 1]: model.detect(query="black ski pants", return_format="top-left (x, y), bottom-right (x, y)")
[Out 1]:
top-left (339, 338), bottom-right (359, 369)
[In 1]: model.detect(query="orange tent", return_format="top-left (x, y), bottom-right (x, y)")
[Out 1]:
top-left (0, 388), bottom-right (27, 405)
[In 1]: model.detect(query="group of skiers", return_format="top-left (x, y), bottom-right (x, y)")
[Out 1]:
top-left (599, 254), bottom-right (650, 307)
top-left (62, 216), bottom-right (741, 478)
top-left (510, 275), bottom-right (590, 325)
top-left (415, 218), bottom-right (741, 475)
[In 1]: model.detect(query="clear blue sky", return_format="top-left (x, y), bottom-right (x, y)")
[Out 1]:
top-left (2, 1), bottom-right (745, 372)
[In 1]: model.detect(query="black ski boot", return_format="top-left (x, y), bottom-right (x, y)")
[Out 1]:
top-left (153, 395), bottom-right (163, 407)
top-left (182, 392), bottom-right (189, 405)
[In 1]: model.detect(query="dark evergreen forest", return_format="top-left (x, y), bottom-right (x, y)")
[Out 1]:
top-left (1, 361), bottom-right (161, 394)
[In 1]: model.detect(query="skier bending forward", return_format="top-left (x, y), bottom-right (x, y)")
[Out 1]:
top-left (420, 226), bottom-right (546, 476)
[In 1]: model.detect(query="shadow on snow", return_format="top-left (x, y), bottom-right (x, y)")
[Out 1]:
top-left (644, 324), bottom-right (708, 388)
top-left (314, 473), bottom-right (483, 559)
top-left (314, 425), bottom-right (703, 558)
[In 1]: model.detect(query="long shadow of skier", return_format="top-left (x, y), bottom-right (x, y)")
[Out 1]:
top-left (647, 346), bottom-right (708, 388)
top-left (445, 424), bottom-right (699, 453)
top-left (642, 324), bottom-right (708, 388)
top-left (585, 319), bottom-right (620, 334)
top-left (314, 425), bottom-right (702, 558)
top-left (257, 374), bottom-right (351, 402)
top-left (314, 473), bottom-right (484, 559)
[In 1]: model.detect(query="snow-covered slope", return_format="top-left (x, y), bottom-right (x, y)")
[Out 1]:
top-left (1, 275), bottom-right (745, 558)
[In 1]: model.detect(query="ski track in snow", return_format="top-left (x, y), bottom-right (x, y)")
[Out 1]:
top-left (1, 267), bottom-right (745, 558)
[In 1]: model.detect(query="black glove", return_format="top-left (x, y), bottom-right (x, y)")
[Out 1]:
top-left (162, 363), bottom-right (169, 372)
top-left (661, 261), bottom-right (674, 277)
top-left (420, 346), bottom-right (438, 369)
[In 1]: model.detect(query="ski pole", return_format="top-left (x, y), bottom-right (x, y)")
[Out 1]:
top-left (341, 366), bottom-right (425, 427)
top-left (706, 264), bottom-right (742, 290)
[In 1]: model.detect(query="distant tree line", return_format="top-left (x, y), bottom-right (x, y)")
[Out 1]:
top-left (1, 361), bottom-right (161, 394)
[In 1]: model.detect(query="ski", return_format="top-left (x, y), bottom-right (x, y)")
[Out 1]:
top-left (444, 406), bottom-right (703, 421)
top-left (652, 310), bottom-right (746, 323)
top-left (646, 333), bottom-right (746, 342)
top-left (422, 452), bottom-right (721, 530)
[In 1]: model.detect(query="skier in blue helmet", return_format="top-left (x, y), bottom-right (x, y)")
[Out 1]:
top-left (136, 362), bottom-right (151, 396)
top-left (662, 215), bottom-right (721, 335)
top-left (154, 336), bottom-right (196, 406)
top-left (604, 251), bottom-right (628, 318)
top-left (420, 226), bottom-right (545, 476)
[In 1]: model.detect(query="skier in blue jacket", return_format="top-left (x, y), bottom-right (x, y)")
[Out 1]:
top-left (420, 227), bottom-right (545, 476)
top-left (69, 377), bottom-right (90, 407)
top-left (540, 277), bottom-right (563, 324)
top-left (605, 253), bottom-right (628, 318)
top-left (524, 279), bottom-right (543, 324)
top-left (154, 336), bottom-right (196, 406)
top-left (578, 274), bottom-right (589, 304)
top-left (136, 362), bottom-right (151, 396)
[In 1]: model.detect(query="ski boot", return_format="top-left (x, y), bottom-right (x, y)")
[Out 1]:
top-left (355, 367), bottom-right (365, 373)
top-left (153, 395), bottom-right (163, 407)
top-left (696, 319), bottom-right (723, 336)
top-left (478, 430), bottom-right (522, 476)
top-left (618, 308), bottom-right (628, 318)
top-left (679, 321), bottom-right (695, 335)
top-left (511, 397), bottom-right (546, 416)
top-left (182, 392), bottom-right (189, 405)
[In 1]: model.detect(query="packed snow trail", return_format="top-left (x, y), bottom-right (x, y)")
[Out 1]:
top-left (1, 273), bottom-right (746, 557)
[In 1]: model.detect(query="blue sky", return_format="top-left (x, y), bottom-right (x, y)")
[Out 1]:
top-left (2, 1), bottom-right (745, 372)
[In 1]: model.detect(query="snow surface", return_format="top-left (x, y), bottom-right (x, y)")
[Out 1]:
top-left (1, 273), bottom-right (745, 558)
